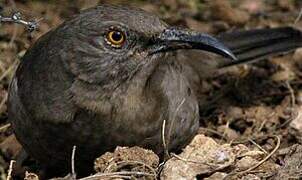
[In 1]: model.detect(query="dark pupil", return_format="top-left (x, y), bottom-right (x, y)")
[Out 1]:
top-left (112, 31), bottom-right (122, 42)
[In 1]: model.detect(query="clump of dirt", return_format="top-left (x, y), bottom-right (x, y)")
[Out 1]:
top-left (94, 146), bottom-right (159, 178)
top-left (273, 144), bottom-right (302, 179)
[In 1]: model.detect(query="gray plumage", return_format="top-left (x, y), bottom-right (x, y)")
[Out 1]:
top-left (7, 5), bottom-right (302, 176)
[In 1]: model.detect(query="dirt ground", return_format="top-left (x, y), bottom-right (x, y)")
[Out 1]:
top-left (1, 0), bottom-right (302, 179)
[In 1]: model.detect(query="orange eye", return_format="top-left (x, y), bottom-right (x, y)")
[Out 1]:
top-left (106, 30), bottom-right (126, 47)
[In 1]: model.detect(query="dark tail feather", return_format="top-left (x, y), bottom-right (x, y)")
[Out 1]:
top-left (217, 27), bottom-right (302, 67)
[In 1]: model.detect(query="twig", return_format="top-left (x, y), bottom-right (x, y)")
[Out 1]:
top-left (0, 92), bottom-right (7, 113)
top-left (79, 171), bottom-right (154, 180)
top-left (166, 98), bottom-right (185, 154)
top-left (199, 127), bottom-right (226, 139)
top-left (9, 22), bottom-right (17, 47)
top-left (294, 7), bottom-right (302, 25)
top-left (221, 120), bottom-right (230, 143)
top-left (157, 161), bottom-right (166, 177)
top-left (171, 153), bottom-right (223, 167)
top-left (0, 61), bottom-right (7, 73)
top-left (0, 59), bottom-right (18, 82)
top-left (171, 153), bottom-right (234, 173)
top-left (278, 81), bottom-right (297, 128)
top-left (224, 136), bottom-right (280, 179)
top-left (102, 157), bottom-right (116, 172)
top-left (115, 161), bottom-right (157, 177)
top-left (286, 81), bottom-right (296, 108)
top-left (8, 0), bottom-right (17, 46)
top-left (258, 118), bottom-right (267, 132)
top-left (239, 136), bottom-right (280, 175)
top-left (0, 123), bottom-right (10, 132)
top-left (71, 146), bottom-right (76, 179)
top-left (161, 119), bottom-right (169, 158)
top-left (248, 138), bottom-right (268, 154)
top-left (83, 175), bottom-right (132, 179)
top-left (171, 153), bottom-right (208, 165)
top-left (0, 12), bottom-right (38, 32)
top-left (6, 160), bottom-right (15, 180)
top-left (258, 112), bottom-right (274, 132)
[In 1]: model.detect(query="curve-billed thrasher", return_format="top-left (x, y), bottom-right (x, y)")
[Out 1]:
top-left (7, 5), bottom-right (302, 175)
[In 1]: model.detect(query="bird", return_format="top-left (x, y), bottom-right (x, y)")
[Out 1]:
top-left (7, 4), bottom-right (302, 176)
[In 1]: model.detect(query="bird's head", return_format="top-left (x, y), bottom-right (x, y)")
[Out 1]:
top-left (53, 5), bottom-right (236, 91)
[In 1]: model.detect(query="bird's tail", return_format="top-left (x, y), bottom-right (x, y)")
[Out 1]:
top-left (217, 27), bottom-right (302, 67)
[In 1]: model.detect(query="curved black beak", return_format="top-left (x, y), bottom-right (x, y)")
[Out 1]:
top-left (150, 27), bottom-right (237, 61)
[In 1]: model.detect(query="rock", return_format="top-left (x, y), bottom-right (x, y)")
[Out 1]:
top-left (160, 134), bottom-right (235, 180)
top-left (24, 172), bottom-right (39, 180)
top-left (241, 174), bottom-right (261, 180)
top-left (0, 134), bottom-right (22, 159)
top-left (289, 106), bottom-right (302, 133)
top-left (232, 144), bottom-right (250, 156)
top-left (236, 156), bottom-right (258, 171)
top-left (273, 144), bottom-right (302, 179)
top-left (271, 70), bottom-right (295, 82)
top-left (238, 150), bottom-right (265, 161)
top-left (204, 172), bottom-right (227, 180)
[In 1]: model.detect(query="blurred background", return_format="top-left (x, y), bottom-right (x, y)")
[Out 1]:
top-left (0, 0), bottom-right (302, 179)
